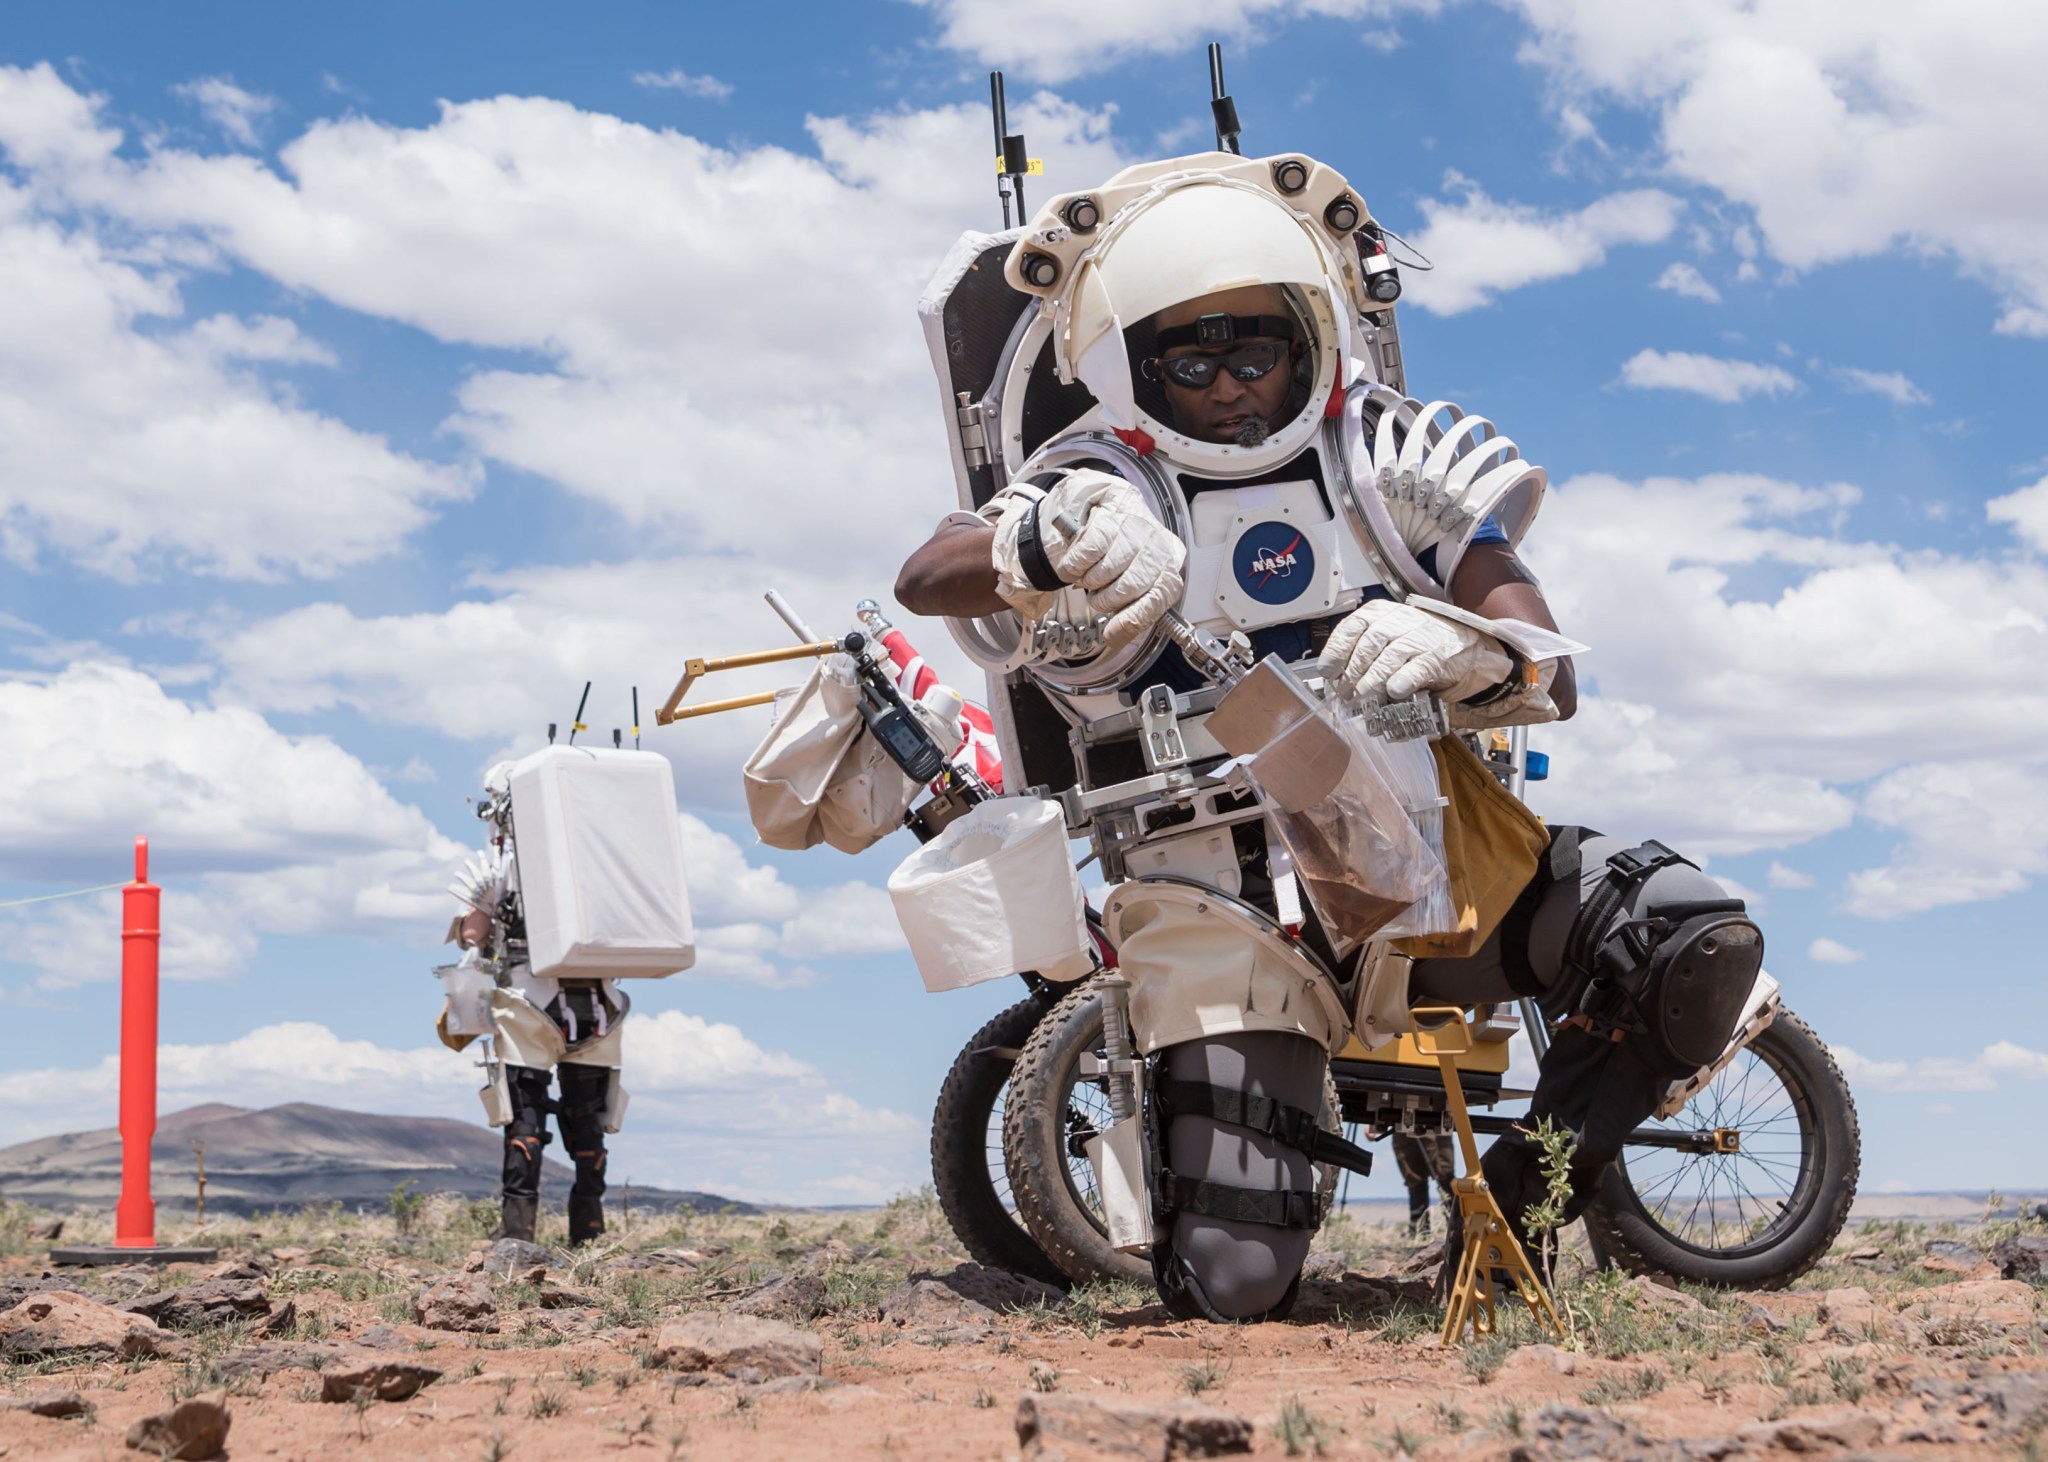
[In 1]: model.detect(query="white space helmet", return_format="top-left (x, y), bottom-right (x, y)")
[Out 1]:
top-left (1004, 152), bottom-right (1382, 478)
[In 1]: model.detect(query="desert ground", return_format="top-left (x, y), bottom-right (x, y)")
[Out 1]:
top-left (1, 1191), bottom-right (2045, 1460)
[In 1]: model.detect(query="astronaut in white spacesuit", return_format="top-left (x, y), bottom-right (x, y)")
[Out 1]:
top-left (442, 765), bottom-right (629, 1247)
top-left (899, 152), bottom-right (1762, 1320)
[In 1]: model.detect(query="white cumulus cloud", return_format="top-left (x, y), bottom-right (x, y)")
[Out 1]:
top-left (909, 0), bottom-right (1443, 82)
top-left (0, 661), bottom-right (448, 882)
top-left (0, 70), bottom-right (1125, 580)
top-left (0, 662), bottom-right (467, 988)
top-left (0, 183), bottom-right (470, 579)
top-left (1653, 261), bottom-right (1720, 304)
top-left (1832, 366), bottom-right (1929, 406)
top-left (1617, 349), bottom-right (1799, 403)
top-left (1989, 476), bottom-right (2048, 556)
top-left (1504, 0), bottom-right (2048, 336)
top-left (171, 76), bottom-right (276, 148)
top-left (1806, 937), bottom-right (1864, 964)
top-left (1523, 473), bottom-right (2048, 909)
top-left (1832, 1040), bottom-right (2048, 1094)
top-left (631, 69), bottom-right (733, 100)
top-left (1400, 173), bottom-right (1683, 315)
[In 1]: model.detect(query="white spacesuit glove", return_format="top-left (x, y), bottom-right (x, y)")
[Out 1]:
top-left (1318, 600), bottom-right (1515, 708)
top-left (991, 472), bottom-right (1185, 651)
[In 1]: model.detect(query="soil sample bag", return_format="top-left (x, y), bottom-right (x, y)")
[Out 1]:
top-left (1246, 699), bottom-right (1445, 954)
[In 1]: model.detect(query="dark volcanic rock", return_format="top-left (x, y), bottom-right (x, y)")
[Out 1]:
top-left (216, 1340), bottom-right (353, 1382)
top-left (1016, 1394), bottom-right (1253, 1460)
top-left (485, 1238), bottom-right (552, 1273)
top-left (881, 1263), bottom-right (1063, 1341)
top-left (1507, 1406), bottom-right (1706, 1462)
top-left (319, 1354), bottom-right (443, 1403)
top-left (728, 1272), bottom-right (829, 1322)
top-left (1906, 1371), bottom-right (2048, 1441)
top-left (413, 1272), bottom-right (497, 1333)
top-left (125, 1391), bottom-right (230, 1459)
top-left (125, 1276), bottom-right (271, 1329)
top-left (654, 1312), bottom-right (821, 1381)
top-left (0, 1290), bottom-right (179, 1360)
top-left (1990, 1234), bottom-right (2048, 1282)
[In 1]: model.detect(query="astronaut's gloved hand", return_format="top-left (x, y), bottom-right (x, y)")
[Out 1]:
top-left (1318, 599), bottom-right (1514, 708)
top-left (992, 472), bottom-right (1185, 650)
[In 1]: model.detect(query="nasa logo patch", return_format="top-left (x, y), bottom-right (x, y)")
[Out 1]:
top-left (1232, 520), bottom-right (1314, 605)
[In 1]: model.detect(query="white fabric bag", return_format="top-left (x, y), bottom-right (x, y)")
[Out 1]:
top-left (744, 653), bottom-right (927, 854)
top-left (887, 796), bottom-right (1093, 992)
top-left (435, 949), bottom-right (496, 1036)
top-left (817, 723), bottom-right (919, 854)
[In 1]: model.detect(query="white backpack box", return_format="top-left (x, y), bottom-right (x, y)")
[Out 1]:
top-left (508, 747), bottom-right (696, 979)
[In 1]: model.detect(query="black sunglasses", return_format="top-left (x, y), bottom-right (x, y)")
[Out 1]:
top-left (1148, 342), bottom-right (1289, 390)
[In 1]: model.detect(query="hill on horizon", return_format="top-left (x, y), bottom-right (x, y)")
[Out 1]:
top-left (0, 1102), bottom-right (752, 1217)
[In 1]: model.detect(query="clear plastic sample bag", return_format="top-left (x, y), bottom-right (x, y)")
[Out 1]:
top-left (1243, 697), bottom-right (1453, 954)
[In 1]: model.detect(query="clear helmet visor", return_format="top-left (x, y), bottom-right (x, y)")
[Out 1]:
top-left (1059, 180), bottom-right (1350, 470)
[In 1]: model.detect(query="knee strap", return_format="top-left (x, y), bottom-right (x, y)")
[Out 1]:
top-left (1148, 1080), bottom-right (1350, 1233)
top-left (1156, 1079), bottom-right (1374, 1178)
top-left (1156, 1172), bottom-right (1322, 1230)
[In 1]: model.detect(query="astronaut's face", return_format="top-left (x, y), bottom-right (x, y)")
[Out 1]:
top-left (1152, 286), bottom-right (1301, 446)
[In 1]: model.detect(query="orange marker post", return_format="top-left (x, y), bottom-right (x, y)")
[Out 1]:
top-left (113, 837), bottom-right (160, 1249)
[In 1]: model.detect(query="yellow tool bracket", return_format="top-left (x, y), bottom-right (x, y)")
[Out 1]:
top-left (1410, 1005), bottom-right (1567, 1347)
top-left (654, 640), bottom-right (840, 725)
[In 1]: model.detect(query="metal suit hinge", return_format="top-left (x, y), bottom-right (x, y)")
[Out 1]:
top-left (1137, 685), bottom-right (1189, 772)
top-left (955, 391), bottom-right (991, 469)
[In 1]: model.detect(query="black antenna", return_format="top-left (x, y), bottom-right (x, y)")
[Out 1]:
top-left (1208, 43), bottom-right (1242, 155)
top-left (567, 681), bottom-right (591, 745)
top-left (547, 722), bottom-right (557, 744)
top-left (613, 728), bottom-right (622, 749)
top-left (990, 73), bottom-right (1011, 227)
top-left (631, 686), bottom-right (641, 749)
top-left (991, 71), bottom-right (1030, 223)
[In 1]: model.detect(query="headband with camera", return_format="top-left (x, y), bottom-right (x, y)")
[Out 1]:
top-left (1153, 312), bottom-right (1297, 353)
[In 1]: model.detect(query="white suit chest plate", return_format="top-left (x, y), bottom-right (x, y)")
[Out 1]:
top-left (1176, 450), bottom-right (1388, 639)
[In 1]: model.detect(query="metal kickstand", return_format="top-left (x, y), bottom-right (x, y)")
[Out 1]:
top-left (1410, 1005), bottom-right (1566, 1346)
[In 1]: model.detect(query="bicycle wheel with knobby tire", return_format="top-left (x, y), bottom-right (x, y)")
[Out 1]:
top-left (1584, 1006), bottom-right (1859, 1290)
top-left (1003, 983), bottom-right (1343, 1289)
top-left (929, 990), bottom-right (1069, 1288)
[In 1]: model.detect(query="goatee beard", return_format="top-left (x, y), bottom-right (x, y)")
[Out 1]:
top-left (1233, 417), bottom-right (1271, 448)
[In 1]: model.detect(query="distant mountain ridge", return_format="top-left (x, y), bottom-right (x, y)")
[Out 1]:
top-left (0, 1102), bottom-right (751, 1216)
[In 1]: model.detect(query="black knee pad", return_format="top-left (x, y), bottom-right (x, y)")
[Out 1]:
top-left (1148, 1032), bottom-right (1337, 1323)
top-left (501, 1065), bottom-right (554, 1199)
top-left (1635, 912), bottom-right (1763, 1073)
top-left (1561, 842), bottom-right (1766, 1077)
top-left (557, 1064), bottom-right (610, 1199)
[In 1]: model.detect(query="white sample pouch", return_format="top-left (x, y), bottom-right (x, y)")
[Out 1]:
top-left (435, 953), bottom-right (496, 1037)
top-left (887, 796), bottom-right (1093, 992)
top-left (479, 1057), bottom-right (512, 1128)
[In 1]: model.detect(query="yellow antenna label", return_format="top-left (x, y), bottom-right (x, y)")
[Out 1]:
top-left (996, 157), bottom-right (1045, 175)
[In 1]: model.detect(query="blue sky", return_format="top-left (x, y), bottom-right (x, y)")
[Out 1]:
top-left (0, 0), bottom-right (2043, 1204)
